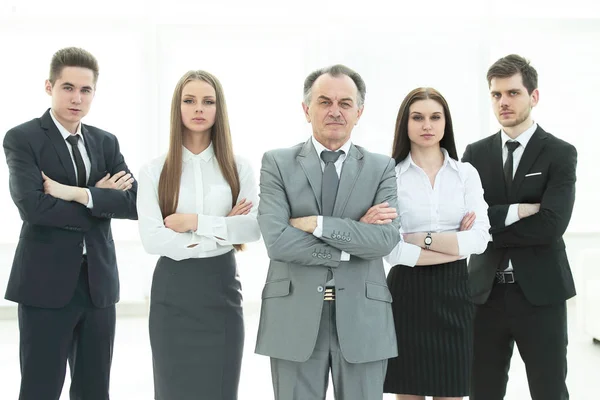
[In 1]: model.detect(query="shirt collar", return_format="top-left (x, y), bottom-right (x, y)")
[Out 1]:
top-left (50, 109), bottom-right (83, 142)
top-left (501, 122), bottom-right (537, 149)
top-left (182, 141), bottom-right (215, 163)
top-left (311, 136), bottom-right (352, 161)
top-left (397, 147), bottom-right (457, 175)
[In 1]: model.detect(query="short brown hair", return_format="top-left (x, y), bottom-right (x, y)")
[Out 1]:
top-left (487, 54), bottom-right (538, 94)
top-left (49, 47), bottom-right (99, 85)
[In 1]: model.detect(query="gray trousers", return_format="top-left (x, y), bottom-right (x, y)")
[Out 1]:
top-left (270, 301), bottom-right (387, 400)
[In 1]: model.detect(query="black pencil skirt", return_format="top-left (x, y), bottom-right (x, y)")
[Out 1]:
top-left (149, 251), bottom-right (244, 400)
top-left (384, 259), bottom-right (474, 397)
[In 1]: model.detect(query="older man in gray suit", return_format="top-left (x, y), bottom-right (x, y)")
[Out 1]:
top-left (255, 64), bottom-right (400, 400)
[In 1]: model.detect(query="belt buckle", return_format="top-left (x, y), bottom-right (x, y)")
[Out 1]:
top-left (504, 271), bottom-right (515, 284)
top-left (324, 287), bottom-right (335, 301)
top-left (495, 271), bottom-right (515, 284)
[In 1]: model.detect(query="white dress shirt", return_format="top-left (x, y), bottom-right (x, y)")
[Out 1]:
top-left (310, 136), bottom-right (351, 262)
top-left (500, 122), bottom-right (538, 271)
top-left (137, 143), bottom-right (261, 261)
top-left (50, 110), bottom-right (93, 254)
top-left (385, 148), bottom-right (491, 267)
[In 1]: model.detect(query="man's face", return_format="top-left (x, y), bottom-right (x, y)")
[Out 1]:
top-left (302, 73), bottom-right (363, 150)
top-left (490, 73), bottom-right (538, 130)
top-left (46, 66), bottom-right (95, 130)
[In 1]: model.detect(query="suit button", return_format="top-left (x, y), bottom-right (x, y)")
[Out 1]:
top-left (327, 254), bottom-right (332, 259)
top-left (331, 233), bottom-right (336, 239)
top-left (312, 252), bottom-right (317, 257)
top-left (317, 286), bottom-right (324, 293)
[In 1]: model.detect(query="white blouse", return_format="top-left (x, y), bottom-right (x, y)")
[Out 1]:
top-left (385, 148), bottom-right (491, 267)
top-left (137, 143), bottom-right (261, 261)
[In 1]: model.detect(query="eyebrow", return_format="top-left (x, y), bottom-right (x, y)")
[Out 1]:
top-left (317, 95), bottom-right (354, 103)
top-left (182, 94), bottom-right (215, 99)
top-left (491, 88), bottom-right (522, 94)
top-left (61, 82), bottom-right (94, 91)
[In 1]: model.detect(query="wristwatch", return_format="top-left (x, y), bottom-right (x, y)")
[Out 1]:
top-left (424, 232), bottom-right (433, 250)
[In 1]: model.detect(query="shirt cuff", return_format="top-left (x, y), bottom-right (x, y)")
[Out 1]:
top-left (341, 251), bottom-right (350, 261)
top-left (313, 216), bottom-right (324, 238)
top-left (195, 214), bottom-right (227, 240)
top-left (85, 189), bottom-right (93, 209)
top-left (505, 204), bottom-right (521, 227)
top-left (401, 244), bottom-right (422, 267)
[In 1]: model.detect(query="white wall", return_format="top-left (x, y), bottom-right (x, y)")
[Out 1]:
top-left (1, 2), bottom-right (599, 308)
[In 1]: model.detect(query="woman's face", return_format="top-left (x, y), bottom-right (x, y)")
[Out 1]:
top-left (180, 79), bottom-right (217, 136)
top-left (407, 98), bottom-right (446, 150)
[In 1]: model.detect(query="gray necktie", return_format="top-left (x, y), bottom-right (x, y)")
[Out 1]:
top-left (320, 150), bottom-right (343, 216)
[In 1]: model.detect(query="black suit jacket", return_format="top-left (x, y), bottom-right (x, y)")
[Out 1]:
top-left (3, 109), bottom-right (138, 309)
top-left (462, 125), bottom-right (577, 306)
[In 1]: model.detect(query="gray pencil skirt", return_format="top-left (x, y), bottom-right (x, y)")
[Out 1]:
top-left (149, 251), bottom-right (244, 400)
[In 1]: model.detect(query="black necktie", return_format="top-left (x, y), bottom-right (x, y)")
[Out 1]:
top-left (498, 140), bottom-right (521, 272)
top-left (66, 135), bottom-right (87, 188)
top-left (503, 140), bottom-right (520, 195)
top-left (320, 150), bottom-right (343, 216)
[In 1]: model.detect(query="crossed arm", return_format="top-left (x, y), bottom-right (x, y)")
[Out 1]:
top-left (258, 152), bottom-right (400, 266)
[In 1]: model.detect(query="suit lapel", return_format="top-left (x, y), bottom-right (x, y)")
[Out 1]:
top-left (490, 132), bottom-right (508, 201)
top-left (40, 110), bottom-right (77, 186)
top-left (512, 126), bottom-right (547, 193)
top-left (297, 139), bottom-right (323, 214)
top-left (81, 125), bottom-right (99, 185)
top-left (332, 144), bottom-right (363, 216)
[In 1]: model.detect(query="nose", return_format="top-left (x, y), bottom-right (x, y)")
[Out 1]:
top-left (423, 118), bottom-right (432, 130)
top-left (195, 106), bottom-right (204, 114)
top-left (499, 95), bottom-right (509, 107)
top-left (329, 104), bottom-right (341, 118)
top-left (71, 92), bottom-right (82, 104)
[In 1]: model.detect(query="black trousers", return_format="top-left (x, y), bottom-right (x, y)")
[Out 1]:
top-left (471, 282), bottom-right (568, 400)
top-left (17, 258), bottom-right (116, 400)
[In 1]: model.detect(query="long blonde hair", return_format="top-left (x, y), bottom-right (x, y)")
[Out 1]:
top-left (158, 70), bottom-right (244, 250)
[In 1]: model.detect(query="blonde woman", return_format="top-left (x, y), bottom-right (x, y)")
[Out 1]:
top-left (137, 70), bottom-right (260, 399)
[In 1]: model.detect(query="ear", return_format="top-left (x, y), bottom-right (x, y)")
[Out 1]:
top-left (530, 88), bottom-right (539, 107)
top-left (44, 79), bottom-right (53, 96)
top-left (302, 102), bottom-right (311, 123)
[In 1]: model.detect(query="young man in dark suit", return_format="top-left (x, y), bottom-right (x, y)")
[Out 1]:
top-left (462, 54), bottom-right (577, 400)
top-left (3, 47), bottom-right (138, 400)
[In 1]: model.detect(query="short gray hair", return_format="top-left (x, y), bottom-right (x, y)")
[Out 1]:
top-left (303, 64), bottom-right (366, 107)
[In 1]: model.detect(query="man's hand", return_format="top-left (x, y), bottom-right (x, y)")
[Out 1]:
top-left (460, 211), bottom-right (476, 231)
top-left (164, 213), bottom-right (198, 233)
top-left (290, 216), bottom-right (318, 233)
top-left (360, 202), bottom-right (397, 225)
top-left (95, 171), bottom-right (134, 191)
top-left (42, 171), bottom-right (88, 204)
top-left (227, 198), bottom-right (253, 216)
top-left (518, 203), bottom-right (541, 219)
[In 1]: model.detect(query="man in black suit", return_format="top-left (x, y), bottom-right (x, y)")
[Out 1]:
top-left (3, 47), bottom-right (138, 400)
top-left (463, 54), bottom-right (577, 400)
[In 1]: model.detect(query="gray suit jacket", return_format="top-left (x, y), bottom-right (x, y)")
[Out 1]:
top-left (255, 139), bottom-right (400, 363)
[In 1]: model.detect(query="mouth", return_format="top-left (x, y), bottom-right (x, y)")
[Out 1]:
top-left (421, 134), bottom-right (434, 138)
top-left (68, 108), bottom-right (81, 112)
top-left (500, 111), bottom-right (513, 117)
top-left (192, 118), bottom-right (206, 122)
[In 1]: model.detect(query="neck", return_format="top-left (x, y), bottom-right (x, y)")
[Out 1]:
top-left (314, 136), bottom-right (347, 152)
top-left (410, 145), bottom-right (444, 171)
top-left (183, 130), bottom-right (211, 155)
top-left (52, 109), bottom-right (79, 134)
top-left (503, 118), bottom-right (534, 140)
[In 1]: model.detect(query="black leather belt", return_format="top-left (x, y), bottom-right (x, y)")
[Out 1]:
top-left (495, 271), bottom-right (516, 284)
top-left (324, 287), bottom-right (336, 301)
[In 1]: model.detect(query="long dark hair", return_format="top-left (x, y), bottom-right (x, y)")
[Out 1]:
top-left (391, 87), bottom-right (458, 164)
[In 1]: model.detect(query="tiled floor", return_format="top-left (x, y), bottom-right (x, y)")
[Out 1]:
top-left (0, 302), bottom-right (599, 400)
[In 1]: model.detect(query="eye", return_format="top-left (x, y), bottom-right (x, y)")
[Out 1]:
top-left (412, 115), bottom-right (423, 121)
top-left (320, 100), bottom-right (331, 105)
top-left (340, 103), bottom-right (351, 109)
top-left (491, 93), bottom-right (500, 99)
top-left (431, 115), bottom-right (441, 120)
top-left (183, 99), bottom-right (194, 104)
top-left (64, 86), bottom-right (73, 91)
top-left (510, 91), bottom-right (518, 96)
top-left (82, 88), bottom-right (92, 94)
top-left (203, 100), bottom-right (215, 105)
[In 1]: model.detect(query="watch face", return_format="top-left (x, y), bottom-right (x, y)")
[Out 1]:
top-left (424, 236), bottom-right (432, 245)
